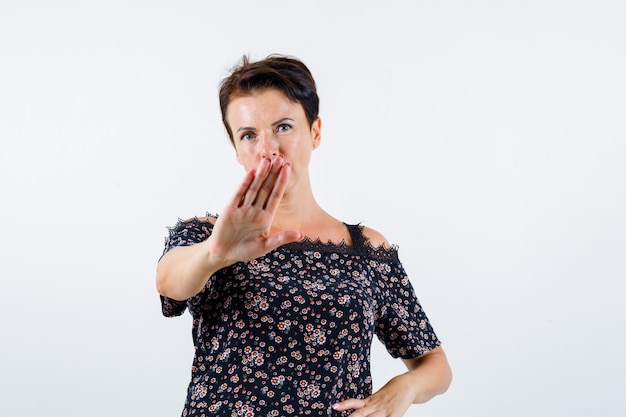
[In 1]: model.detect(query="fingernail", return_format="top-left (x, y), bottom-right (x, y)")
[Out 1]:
top-left (331, 403), bottom-right (340, 410)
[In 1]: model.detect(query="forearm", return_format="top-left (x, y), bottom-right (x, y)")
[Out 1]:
top-left (156, 238), bottom-right (231, 301)
top-left (332, 346), bottom-right (452, 415)
top-left (401, 346), bottom-right (452, 404)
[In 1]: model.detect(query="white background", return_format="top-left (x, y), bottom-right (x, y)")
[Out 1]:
top-left (1, 1), bottom-right (625, 416)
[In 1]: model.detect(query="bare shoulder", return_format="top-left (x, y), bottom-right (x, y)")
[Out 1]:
top-left (360, 225), bottom-right (392, 249)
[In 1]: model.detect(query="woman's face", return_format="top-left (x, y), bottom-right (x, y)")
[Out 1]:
top-left (227, 88), bottom-right (321, 187)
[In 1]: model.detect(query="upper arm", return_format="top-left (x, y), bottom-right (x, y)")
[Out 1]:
top-left (402, 346), bottom-right (449, 371)
top-left (401, 346), bottom-right (448, 371)
top-left (160, 216), bottom-right (216, 258)
top-left (156, 216), bottom-right (216, 301)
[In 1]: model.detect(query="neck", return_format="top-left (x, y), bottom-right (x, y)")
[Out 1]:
top-left (269, 171), bottom-right (342, 239)
top-left (274, 186), bottom-right (324, 228)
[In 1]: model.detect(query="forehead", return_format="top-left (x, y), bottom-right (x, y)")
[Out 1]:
top-left (226, 89), bottom-right (304, 123)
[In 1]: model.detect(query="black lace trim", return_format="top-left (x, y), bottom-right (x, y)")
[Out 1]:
top-left (165, 212), bottom-right (218, 233)
top-left (167, 213), bottom-right (400, 262)
top-left (283, 233), bottom-right (399, 262)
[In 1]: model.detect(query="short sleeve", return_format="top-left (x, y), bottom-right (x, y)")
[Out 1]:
top-left (374, 260), bottom-right (441, 359)
top-left (159, 217), bottom-right (214, 317)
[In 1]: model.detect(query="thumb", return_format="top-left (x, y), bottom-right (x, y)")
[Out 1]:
top-left (264, 230), bottom-right (303, 250)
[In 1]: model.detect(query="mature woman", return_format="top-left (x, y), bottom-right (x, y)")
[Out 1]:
top-left (156, 54), bottom-right (452, 417)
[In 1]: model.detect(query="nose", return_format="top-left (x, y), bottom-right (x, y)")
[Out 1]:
top-left (259, 133), bottom-right (279, 159)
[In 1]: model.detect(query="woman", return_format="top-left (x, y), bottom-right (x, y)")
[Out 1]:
top-left (156, 54), bottom-right (452, 417)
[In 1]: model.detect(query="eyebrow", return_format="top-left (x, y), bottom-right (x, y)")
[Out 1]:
top-left (271, 117), bottom-right (295, 127)
top-left (236, 118), bottom-right (295, 133)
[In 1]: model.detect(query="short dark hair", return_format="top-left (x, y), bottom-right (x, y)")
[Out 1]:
top-left (219, 54), bottom-right (320, 146)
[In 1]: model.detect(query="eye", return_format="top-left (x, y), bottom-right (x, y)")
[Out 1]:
top-left (240, 131), bottom-right (255, 141)
top-left (276, 123), bottom-right (292, 133)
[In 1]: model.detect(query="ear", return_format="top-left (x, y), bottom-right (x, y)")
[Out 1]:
top-left (311, 117), bottom-right (322, 150)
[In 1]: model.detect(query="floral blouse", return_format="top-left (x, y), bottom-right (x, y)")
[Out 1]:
top-left (160, 217), bottom-right (441, 417)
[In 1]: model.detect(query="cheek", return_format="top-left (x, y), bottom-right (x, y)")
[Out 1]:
top-left (235, 148), bottom-right (257, 169)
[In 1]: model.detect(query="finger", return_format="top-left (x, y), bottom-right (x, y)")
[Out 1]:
top-left (332, 398), bottom-right (366, 413)
top-left (238, 158), bottom-right (272, 207)
top-left (229, 168), bottom-right (256, 208)
top-left (263, 161), bottom-right (291, 212)
top-left (252, 155), bottom-right (284, 208)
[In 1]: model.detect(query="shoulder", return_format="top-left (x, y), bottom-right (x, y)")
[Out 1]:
top-left (166, 214), bottom-right (217, 237)
top-left (196, 214), bottom-right (217, 225)
top-left (360, 225), bottom-right (392, 249)
top-left (174, 214), bottom-right (217, 227)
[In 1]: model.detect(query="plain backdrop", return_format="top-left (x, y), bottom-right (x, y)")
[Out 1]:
top-left (1, 1), bottom-right (625, 416)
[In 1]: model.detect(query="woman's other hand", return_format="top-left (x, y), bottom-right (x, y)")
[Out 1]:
top-left (331, 346), bottom-right (452, 417)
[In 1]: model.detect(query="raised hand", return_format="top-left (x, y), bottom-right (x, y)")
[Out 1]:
top-left (207, 155), bottom-right (303, 266)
